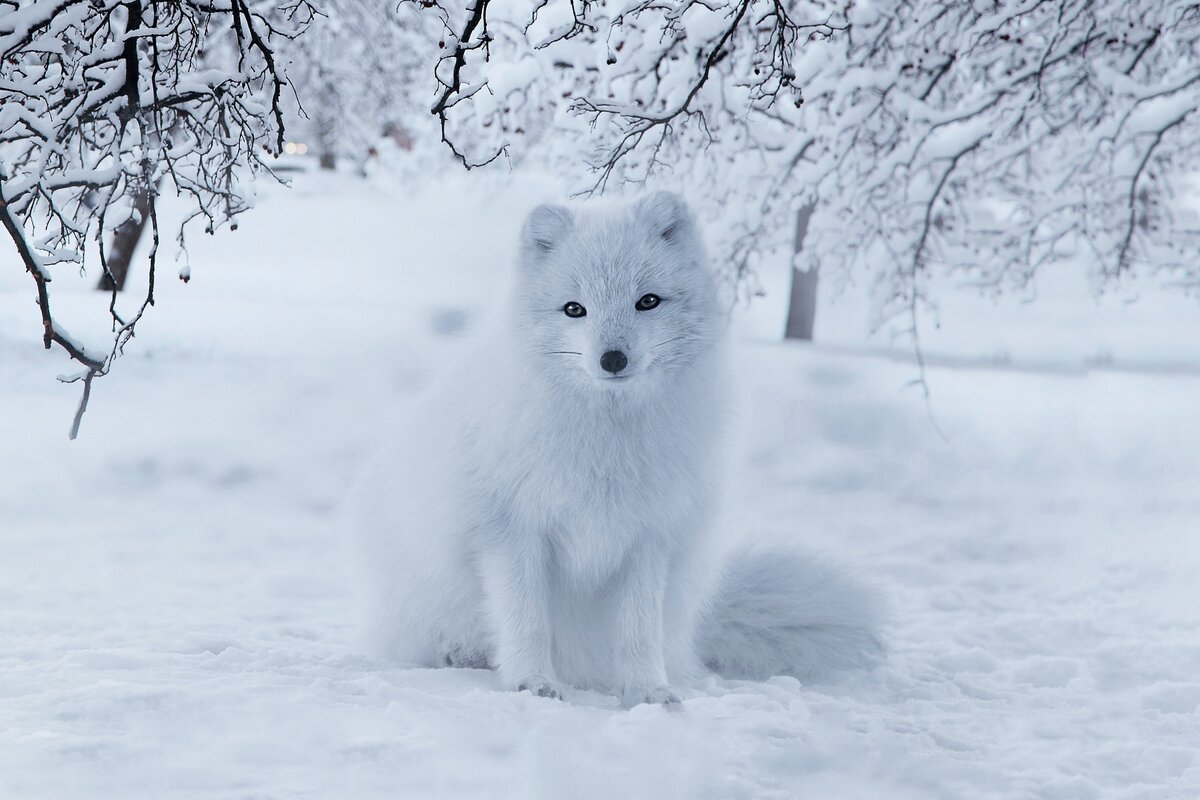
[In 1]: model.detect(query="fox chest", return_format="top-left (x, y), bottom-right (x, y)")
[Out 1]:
top-left (513, 431), bottom-right (705, 584)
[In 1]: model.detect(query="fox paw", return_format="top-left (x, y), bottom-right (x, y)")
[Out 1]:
top-left (623, 685), bottom-right (682, 709)
top-left (513, 675), bottom-right (565, 700)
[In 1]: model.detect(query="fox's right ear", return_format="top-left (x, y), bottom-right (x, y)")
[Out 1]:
top-left (521, 204), bottom-right (573, 262)
top-left (635, 191), bottom-right (694, 244)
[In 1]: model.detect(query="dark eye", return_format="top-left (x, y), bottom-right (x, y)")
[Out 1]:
top-left (563, 301), bottom-right (587, 318)
top-left (635, 293), bottom-right (661, 311)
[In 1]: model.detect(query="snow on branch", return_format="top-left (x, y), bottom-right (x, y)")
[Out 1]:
top-left (0, 0), bottom-right (314, 437)
top-left (419, 0), bottom-right (1200, 317)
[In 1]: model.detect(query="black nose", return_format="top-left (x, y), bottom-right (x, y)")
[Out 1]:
top-left (600, 350), bottom-right (628, 374)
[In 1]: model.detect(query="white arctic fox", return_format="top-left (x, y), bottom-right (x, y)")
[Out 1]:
top-left (352, 192), bottom-right (881, 706)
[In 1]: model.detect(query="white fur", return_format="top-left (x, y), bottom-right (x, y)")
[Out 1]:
top-left (351, 193), bottom-right (881, 706)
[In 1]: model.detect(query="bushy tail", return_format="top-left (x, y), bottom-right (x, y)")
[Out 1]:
top-left (696, 548), bottom-right (885, 682)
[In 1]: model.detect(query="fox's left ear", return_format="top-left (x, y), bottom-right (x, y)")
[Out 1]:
top-left (635, 191), bottom-right (694, 244)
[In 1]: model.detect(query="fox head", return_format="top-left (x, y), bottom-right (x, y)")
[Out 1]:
top-left (516, 192), bottom-right (722, 394)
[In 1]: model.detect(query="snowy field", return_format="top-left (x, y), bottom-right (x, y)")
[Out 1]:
top-left (2, 167), bottom-right (1199, 799)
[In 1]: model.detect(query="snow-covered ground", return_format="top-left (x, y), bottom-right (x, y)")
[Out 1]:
top-left (2, 167), bottom-right (1198, 799)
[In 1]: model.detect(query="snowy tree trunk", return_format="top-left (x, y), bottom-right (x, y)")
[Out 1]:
top-left (316, 83), bottom-right (338, 171)
top-left (97, 185), bottom-right (154, 292)
top-left (784, 203), bottom-right (818, 341)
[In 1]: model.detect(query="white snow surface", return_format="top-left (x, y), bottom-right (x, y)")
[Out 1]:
top-left (2, 167), bottom-right (1199, 798)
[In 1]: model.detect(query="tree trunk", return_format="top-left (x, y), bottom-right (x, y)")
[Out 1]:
top-left (784, 202), bottom-right (818, 341)
top-left (96, 183), bottom-right (152, 292)
top-left (316, 83), bottom-right (338, 171)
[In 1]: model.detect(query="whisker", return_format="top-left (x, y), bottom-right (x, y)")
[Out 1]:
top-left (542, 350), bottom-right (583, 356)
top-left (654, 336), bottom-right (684, 348)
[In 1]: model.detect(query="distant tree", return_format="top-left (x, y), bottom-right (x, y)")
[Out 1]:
top-left (0, 0), bottom-right (313, 436)
top-left (785, 203), bottom-right (818, 341)
top-left (282, 0), bottom-right (433, 172)
top-left (420, 0), bottom-right (1200, 345)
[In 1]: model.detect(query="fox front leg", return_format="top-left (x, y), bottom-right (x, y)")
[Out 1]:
top-left (612, 542), bottom-right (680, 708)
top-left (478, 543), bottom-right (564, 700)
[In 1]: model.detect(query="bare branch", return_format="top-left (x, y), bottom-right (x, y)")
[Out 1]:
top-left (1, 0), bottom-right (313, 436)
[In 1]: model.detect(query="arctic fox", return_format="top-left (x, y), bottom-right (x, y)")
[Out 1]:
top-left (352, 192), bottom-right (881, 706)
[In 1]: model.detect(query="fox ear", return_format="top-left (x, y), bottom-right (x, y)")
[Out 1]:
top-left (635, 191), bottom-right (693, 244)
top-left (521, 204), bottom-right (574, 260)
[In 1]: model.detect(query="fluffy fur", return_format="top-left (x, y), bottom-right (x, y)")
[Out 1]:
top-left (351, 193), bottom-right (881, 706)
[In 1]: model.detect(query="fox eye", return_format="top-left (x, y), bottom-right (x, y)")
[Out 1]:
top-left (635, 293), bottom-right (661, 311)
top-left (563, 301), bottom-right (587, 318)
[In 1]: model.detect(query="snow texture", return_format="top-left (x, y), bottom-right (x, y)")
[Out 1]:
top-left (2, 169), bottom-right (1198, 798)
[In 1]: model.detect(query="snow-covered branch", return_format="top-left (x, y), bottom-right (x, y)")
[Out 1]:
top-left (420, 0), bottom-right (1200, 318)
top-left (0, 0), bottom-right (313, 436)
